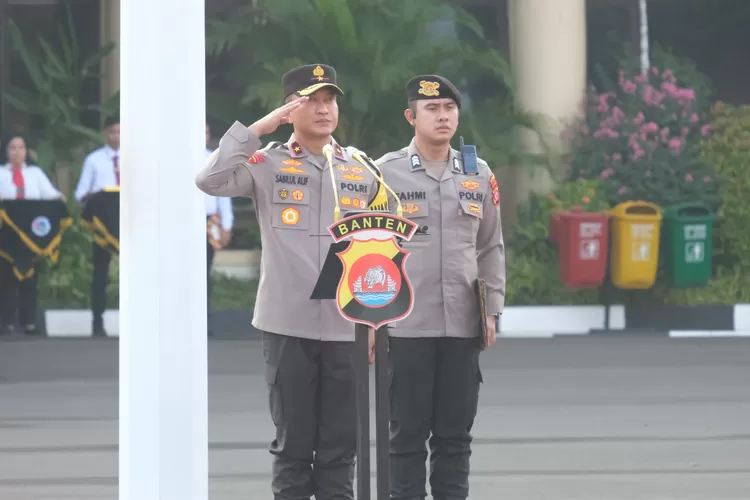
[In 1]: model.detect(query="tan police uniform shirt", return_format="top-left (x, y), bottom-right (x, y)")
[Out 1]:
top-left (195, 121), bottom-right (382, 341)
top-left (376, 138), bottom-right (505, 338)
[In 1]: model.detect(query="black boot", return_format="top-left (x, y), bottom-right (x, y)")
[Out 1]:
top-left (92, 317), bottom-right (107, 337)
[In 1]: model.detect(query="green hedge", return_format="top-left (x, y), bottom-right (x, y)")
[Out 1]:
top-left (701, 103), bottom-right (750, 271)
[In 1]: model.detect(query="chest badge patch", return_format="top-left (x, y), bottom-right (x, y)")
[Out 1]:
top-left (461, 180), bottom-right (480, 190)
top-left (342, 173), bottom-right (365, 181)
top-left (403, 203), bottom-right (420, 215)
top-left (280, 165), bottom-right (305, 174)
top-left (281, 207), bottom-right (300, 225)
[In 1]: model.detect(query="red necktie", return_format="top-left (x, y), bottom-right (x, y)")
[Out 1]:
top-left (11, 166), bottom-right (24, 199)
top-left (113, 154), bottom-right (120, 185)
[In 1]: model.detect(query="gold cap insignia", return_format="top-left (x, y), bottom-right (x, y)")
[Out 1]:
top-left (418, 80), bottom-right (440, 97)
top-left (313, 65), bottom-right (328, 82)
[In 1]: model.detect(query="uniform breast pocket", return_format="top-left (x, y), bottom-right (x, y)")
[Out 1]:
top-left (400, 200), bottom-right (430, 243)
top-left (398, 201), bottom-right (430, 276)
top-left (457, 200), bottom-right (483, 243)
top-left (272, 185), bottom-right (310, 230)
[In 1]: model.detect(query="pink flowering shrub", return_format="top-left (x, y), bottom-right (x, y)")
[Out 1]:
top-left (565, 66), bottom-right (721, 209)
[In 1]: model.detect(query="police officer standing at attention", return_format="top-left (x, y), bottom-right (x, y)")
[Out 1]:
top-left (376, 75), bottom-right (506, 500)
top-left (195, 64), bottom-right (388, 500)
top-left (74, 116), bottom-right (120, 336)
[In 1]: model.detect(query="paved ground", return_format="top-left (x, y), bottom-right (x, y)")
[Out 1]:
top-left (1, 335), bottom-right (749, 499)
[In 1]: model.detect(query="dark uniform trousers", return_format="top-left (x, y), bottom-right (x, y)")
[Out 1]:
top-left (388, 337), bottom-right (482, 500)
top-left (91, 242), bottom-right (111, 329)
top-left (0, 258), bottom-right (38, 329)
top-left (262, 331), bottom-right (357, 500)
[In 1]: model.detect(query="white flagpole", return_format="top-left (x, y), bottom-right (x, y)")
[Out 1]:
top-left (639, 0), bottom-right (650, 75)
top-left (119, 0), bottom-right (208, 498)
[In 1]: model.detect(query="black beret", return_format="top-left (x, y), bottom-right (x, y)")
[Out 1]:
top-left (103, 115), bottom-right (120, 128)
top-left (282, 64), bottom-right (344, 99)
top-left (406, 74), bottom-right (461, 109)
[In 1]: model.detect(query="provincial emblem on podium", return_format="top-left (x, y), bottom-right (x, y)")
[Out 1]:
top-left (328, 212), bottom-right (418, 329)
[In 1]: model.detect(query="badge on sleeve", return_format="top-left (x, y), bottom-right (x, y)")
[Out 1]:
top-left (489, 174), bottom-right (500, 206)
top-left (248, 153), bottom-right (265, 164)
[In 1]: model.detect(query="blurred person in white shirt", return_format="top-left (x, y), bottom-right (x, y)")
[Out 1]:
top-left (0, 134), bottom-right (64, 335)
top-left (73, 116), bottom-right (120, 336)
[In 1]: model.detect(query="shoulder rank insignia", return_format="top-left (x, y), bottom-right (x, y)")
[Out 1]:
top-left (410, 154), bottom-right (421, 170)
top-left (289, 141), bottom-right (304, 157)
top-left (248, 152), bottom-right (265, 164)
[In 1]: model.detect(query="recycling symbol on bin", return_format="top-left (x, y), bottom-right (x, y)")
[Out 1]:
top-left (631, 242), bottom-right (650, 261)
top-left (579, 239), bottom-right (599, 260)
top-left (685, 241), bottom-right (704, 263)
top-left (639, 243), bottom-right (649, 260)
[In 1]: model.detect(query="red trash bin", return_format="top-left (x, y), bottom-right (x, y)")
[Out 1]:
top-left (550, 207), bottom-right (610, 288)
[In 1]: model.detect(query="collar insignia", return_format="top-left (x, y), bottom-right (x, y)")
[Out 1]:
top-left (289, 141), bottom-right (304, 157)
top-left (410, 154), bottom-right (422, 169)
top-left (333, 143), bottom-right (345, 160)
top-left (452, 157), bottom-right (462, 173)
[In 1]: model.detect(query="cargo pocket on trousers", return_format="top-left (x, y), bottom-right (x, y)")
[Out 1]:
top-left (265, 363), bottom-right (284, 428)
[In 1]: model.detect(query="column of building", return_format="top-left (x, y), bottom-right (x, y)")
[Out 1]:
top-left (507, 0), bottom-right (587, 202)
top-left (99, 0), bottom-right (120, 102)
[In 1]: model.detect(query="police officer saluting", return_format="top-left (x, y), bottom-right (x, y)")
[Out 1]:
top-left (195, 64), bottom-right (387, 500)
top-left (375, 75), bottom-right (506, 500)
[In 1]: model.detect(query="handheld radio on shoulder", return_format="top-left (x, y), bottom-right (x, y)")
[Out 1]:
top-left (460, 136), bottom-right (478, 175)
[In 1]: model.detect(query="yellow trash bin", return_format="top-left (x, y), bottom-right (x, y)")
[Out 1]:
top-left (610, 201), bottom-right (662, 289)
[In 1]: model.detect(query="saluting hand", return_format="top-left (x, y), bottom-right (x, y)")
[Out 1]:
top-left (248, 96), bottom-right (309, 137)
top-left (484, 315), bottom-right (497, 348)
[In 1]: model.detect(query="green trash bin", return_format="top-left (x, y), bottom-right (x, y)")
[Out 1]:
top-left (662, 202), bottom-right (716, 288)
